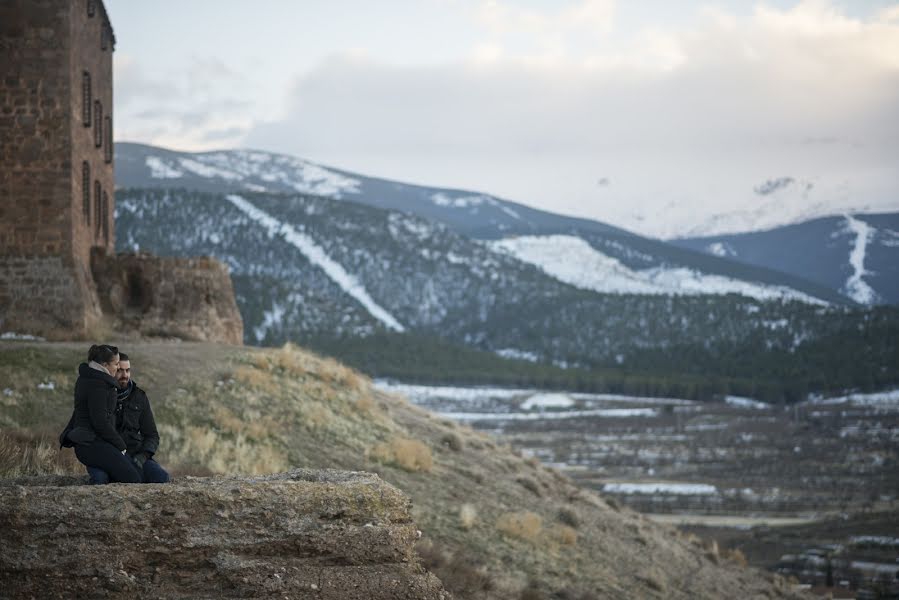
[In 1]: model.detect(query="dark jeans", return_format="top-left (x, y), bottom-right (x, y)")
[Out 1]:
top-left (86, 457), bottom-right (170, 485)
top-left (75, 440), bottom-right (142, 483)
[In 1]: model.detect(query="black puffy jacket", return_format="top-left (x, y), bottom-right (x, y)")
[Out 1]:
top-left (59, 363), bottom-right (126, 451)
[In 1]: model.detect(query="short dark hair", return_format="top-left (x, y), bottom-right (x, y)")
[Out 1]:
top-left (118, 352), bottom-right (129, 362)
top-left (88, 344), bottom-right (118, 364)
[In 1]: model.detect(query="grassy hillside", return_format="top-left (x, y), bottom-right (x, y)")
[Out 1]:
top-left (0, 340), bottom-right (805, 599)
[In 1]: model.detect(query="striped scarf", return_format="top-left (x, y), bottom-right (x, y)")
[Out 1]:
top-left (117, 379), bottom-right (134, 402)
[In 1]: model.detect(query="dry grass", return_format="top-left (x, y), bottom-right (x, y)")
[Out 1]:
top-left (159, 424), bottom-right (288, 475)
top-left (233, 365), bottom-right (278, 394)
top-left (459, 503), bottom-right (478, 530)
top-left (640, 568), bottom-right (667, 593)
top-left (723, 547), bottom-right (748, 567)
top-left (557, 507), bottom-right (580, 529)
top-left (370, 437), bottom-right (433, 472)
top-left (314, 353), bottom-right (367, 393)
top-left (301, 402), bottom-right (333, 430)
top-left (273, 343), bottom-right (309, 377)
top-left (516, 476), bottom-right (542, 497)
top-left (547, 524), bottom-right (578, 546)
top-left (705, 539), bottom-right (720, 564)
top-left (440, 432), bottom-right (463, 452)
top-left (496, 511), bottom-right (543, 542)
top-left (0, 430), bottom-right (82, 477)
top-left (354, 393), bottom-right (376, 414)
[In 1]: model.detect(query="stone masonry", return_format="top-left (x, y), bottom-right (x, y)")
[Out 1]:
top-left (91, 250), bottom-right (244, 345)
top-left (0, 0), bottom-right (114, 338)
top-left (0, 1), bottom-right (244, 344)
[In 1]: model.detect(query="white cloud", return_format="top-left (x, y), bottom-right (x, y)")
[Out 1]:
top-left (116, 1), bottom-right (899, 236)
top-left (114, 54), bottom-right (254, 150)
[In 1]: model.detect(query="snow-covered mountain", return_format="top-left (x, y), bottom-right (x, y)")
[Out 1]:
top-left (614, 174), bottom-right (899, 240)
top-left (115, 188), bottom-right (893, 380)
top-left (674, 213), bottom-right (899, 305)
top-left (489, 235), bottom-right (825, 305)
top-left (115, 143), bottom-right (850, 306)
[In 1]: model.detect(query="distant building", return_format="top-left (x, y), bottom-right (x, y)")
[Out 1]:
top-left (0, 0), bottom-right (115, 337)
top-left (0, 1), bottom-right (244, 344)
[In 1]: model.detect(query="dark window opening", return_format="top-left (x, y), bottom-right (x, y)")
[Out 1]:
top-left (104, 115), bottom-right (113, 163)
top-left (102, 191), bottom-right (109, 244)
top-left (126, 270), bottom-right (152, 312)
top-left (87, 0), bottom-right (96, 18)
top-left (82, 162), bottom-right (90, 222)
top-left (93, 101), bottom-right (102, 147)
top-left (94, 181), bottom-right (101, 237)
top-left (82, 71), bottom-right (91, 126)
top-left (101, 25), bottom-right (109, 50)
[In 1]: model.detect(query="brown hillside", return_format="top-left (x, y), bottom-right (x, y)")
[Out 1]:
top-left (0, 340), bottom-right (807, 599)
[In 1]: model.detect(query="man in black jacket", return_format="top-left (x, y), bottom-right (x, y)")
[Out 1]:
top-left (86, 352), bottom-right (170, 484)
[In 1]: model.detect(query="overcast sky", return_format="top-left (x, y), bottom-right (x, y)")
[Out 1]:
top-left (106, 1), bottom-right (899, 237)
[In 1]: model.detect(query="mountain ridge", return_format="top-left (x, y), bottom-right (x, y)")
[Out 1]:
top-left (674, 212), bottom-right (899, 305)
top-left (115, 142), bottom-right (853, 306)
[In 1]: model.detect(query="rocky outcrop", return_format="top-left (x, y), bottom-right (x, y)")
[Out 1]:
top-left (0, 469), bottom-right (449, 599)
top-left (91, 249), bottom-right (244, 345)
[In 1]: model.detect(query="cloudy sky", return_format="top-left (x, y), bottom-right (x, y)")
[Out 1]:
top-left (106, 0), bottom-right (899, 238)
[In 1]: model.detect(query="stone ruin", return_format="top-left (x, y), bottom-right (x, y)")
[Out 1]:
top-left (0, 0), bottom-right (243, 343)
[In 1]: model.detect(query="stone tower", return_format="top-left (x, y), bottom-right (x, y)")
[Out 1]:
top-left (1, 1), bottom-right (244, 344)
top-left (0, 0), bottom-right (115, 338)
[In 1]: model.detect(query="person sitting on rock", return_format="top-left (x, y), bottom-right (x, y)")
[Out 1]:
top-left (84, 351), bottom-right (170, 485)
top-left (59, 344), bottom-right (143, 483)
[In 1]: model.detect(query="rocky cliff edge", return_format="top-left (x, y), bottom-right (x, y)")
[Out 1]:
top-left (0, 469), bottom-right (450, 599)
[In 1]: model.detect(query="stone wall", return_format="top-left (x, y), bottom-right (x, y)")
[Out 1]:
top-left (0, 2), bottom-right (239, 345)
top-left (91, 250), bottom-right (244, 345)
top-left (68, 0), bottom-right (115, 263)
top-left (0, 0), bottom-right (113, 338)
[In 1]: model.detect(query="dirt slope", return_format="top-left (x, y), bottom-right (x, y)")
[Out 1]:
top-left (0, 340), bottom-right (807, 599)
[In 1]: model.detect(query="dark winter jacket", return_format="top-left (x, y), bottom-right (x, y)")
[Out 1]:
top-left (115, 381), bottom-right (160, 457)
top-left (59, 363), bottom-right (126, 451)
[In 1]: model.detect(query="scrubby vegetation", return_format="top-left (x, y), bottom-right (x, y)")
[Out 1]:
top-left (0, 341), bottom-right (801, 599)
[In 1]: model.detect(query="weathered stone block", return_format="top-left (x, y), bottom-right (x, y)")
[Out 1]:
top-left (0, 470), bottom-right (450, 599)
top-left (91, 250), bottom-right (244, 345)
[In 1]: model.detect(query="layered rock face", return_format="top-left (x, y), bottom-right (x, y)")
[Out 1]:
top-left (0, 469), bottom-right (449, 599)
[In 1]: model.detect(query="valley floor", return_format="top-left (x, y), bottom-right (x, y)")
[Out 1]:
top-left (377, 380), bottom-right (899, 597)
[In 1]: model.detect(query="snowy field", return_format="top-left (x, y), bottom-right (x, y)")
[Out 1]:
top-left (376, 381), bottom-right (899, 519)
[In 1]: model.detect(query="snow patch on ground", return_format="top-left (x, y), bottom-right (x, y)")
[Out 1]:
top-left (227, 194), bottom-right (404, 332)
top-left (145, 156), bottom-right (183, 179)
top-left (144, 151), bottom-right (361, 198)
top-left (1, 332), bottom-right (46, 341)
top-left (495, 348), bottom-right (539, 362)
top-left (490, 235), bottom-right (827, 304)
top-left (842, 215), bottom-right (880, 304)
top-left (253, 301), bottom-right (286, 343)
top-left (179, 158), bottom-right (242, 181)
top-left (436, 407), bottom-right (658, 421)
top-left (603, 482), bottom-right (719, 495)
top-left (374, 382), bottom-right (697, 407)
top-left (850, 536), bottom-right (899, 547)
top-left (806, 389), bottom-right (899, 407)
top-left (500, 206), bottom-right (521, 220)
top-left (520, 393), bottom-right (574, 410)
top-left (725, 395), bottom-right (768, 409)
top-left (37, 381), bottom-right (55, 390)
top-left (707, 242), bottom-right (735, 257)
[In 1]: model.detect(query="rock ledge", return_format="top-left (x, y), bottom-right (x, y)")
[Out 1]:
top-left (0, 469), bottom-right (449, 599)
